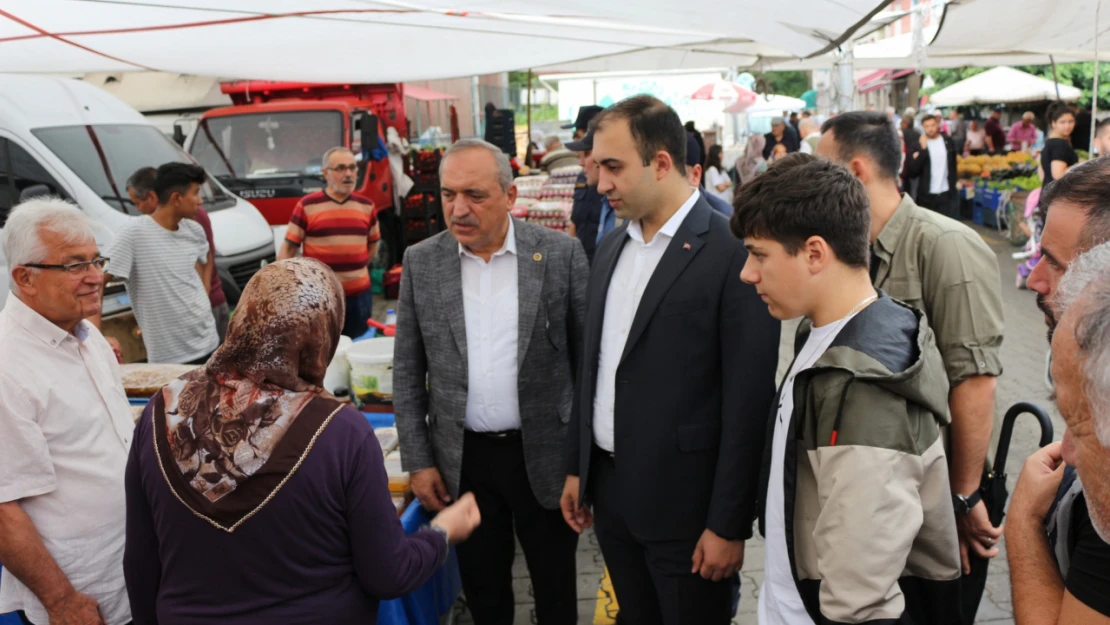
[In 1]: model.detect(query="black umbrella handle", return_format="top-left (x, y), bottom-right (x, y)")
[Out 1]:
top-left (993, 401), bottom-right (1055, 476)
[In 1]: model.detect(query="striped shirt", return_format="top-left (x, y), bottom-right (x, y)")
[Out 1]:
top-left (105, 216), bottom-right (218, 364)
top-left (285, 191), bottom-right (380, 296)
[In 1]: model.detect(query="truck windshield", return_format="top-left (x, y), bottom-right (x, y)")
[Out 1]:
top-left (190, 111), bottom-right (344, 181)
top-left (32, 124), bottom-right (236, 214)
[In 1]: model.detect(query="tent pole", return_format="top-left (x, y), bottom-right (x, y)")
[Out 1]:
top-left (526, 69), bottom-right (534, 168)
top-left (1092, 0), bottom-right (1102, 152)
top-left (1050, 55), bottom-right (1061, 100)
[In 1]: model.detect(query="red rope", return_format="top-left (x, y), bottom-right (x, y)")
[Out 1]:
top-left (0, 8), bottom-right (154, 69)
top-left (0, 8), bottom-right (417, 43)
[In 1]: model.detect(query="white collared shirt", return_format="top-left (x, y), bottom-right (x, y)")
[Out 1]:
top-left (0, 292), bottom-right (133, 625)
top-left (592, 190), bottom-right (700, 452)
top-left (459, 219), bottom-right (521, 432)
top-left (927, 136), bottom-right (949, 195)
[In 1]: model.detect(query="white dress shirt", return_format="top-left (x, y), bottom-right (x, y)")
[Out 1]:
top-left (460, 219), bottom-right (521, 432)
top-left (927, 135), bottom-right (949, 195)
top-left (592, 190), bottom-right (700, 452)
top-left (0, 292), bottom-right (133, 625)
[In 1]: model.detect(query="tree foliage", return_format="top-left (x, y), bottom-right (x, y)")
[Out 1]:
top-left (761, 71), bottom-right (811, 98)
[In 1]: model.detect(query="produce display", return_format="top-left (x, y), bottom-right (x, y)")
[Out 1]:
top-left (984, 175), bottom-right (1041, 192)
top-left (957, 151), bottom-right (1038, 184)
top-left (511, 165), bottom-right (579, 232)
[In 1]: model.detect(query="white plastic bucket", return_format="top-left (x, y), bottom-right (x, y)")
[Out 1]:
top-left (348, 337), bottom-right (395, 407)
top-left (323, 335), bottom-right (354, 396)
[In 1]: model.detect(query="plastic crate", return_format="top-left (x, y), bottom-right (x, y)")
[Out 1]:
top-left (971, 202), bottom-right (985, 226)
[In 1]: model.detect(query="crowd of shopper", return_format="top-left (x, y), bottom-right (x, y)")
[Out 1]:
top-left (1, 93), bottom-right (1109, 625)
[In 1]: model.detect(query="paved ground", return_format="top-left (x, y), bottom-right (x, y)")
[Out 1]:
top-left (436, 223), bottom-right (1059, 624)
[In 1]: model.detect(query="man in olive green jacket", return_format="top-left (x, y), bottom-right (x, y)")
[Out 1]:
top-left (818, 112), bottom-right (1004, 624)
top-left (733, 155), bottom-right (961, 625)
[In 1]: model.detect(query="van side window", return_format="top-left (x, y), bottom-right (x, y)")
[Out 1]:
top-left (0, 139), bottom-right (13, 227)
top-left (0, 140), bottom-right (67, 226)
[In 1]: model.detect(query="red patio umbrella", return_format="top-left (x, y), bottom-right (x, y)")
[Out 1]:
top-left (690, 81), bottom-right (758, 111)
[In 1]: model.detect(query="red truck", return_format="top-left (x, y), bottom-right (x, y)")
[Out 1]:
top-left (186, 81), bottom-right (411, 265)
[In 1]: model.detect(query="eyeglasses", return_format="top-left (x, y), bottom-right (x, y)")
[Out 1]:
top-left (328, 164), bottom-right (359, 173)
top-left (23, 257), bottom-right (110, 275)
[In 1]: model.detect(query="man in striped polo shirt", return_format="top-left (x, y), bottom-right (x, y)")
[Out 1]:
top-left (279, 147), bottom-right (381, 338)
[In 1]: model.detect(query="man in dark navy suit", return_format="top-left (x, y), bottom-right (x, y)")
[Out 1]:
top-left (560, 95), bottom-right (780, 624)
top-left (566, 106), bottom-right (610, 264)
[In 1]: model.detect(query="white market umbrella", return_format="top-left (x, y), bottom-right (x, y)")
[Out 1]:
top-left (929, 66), bottom-right (1082, 106)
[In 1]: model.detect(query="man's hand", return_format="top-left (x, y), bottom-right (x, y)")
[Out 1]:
top-left (691, 529), bottom-right (744, 582)
top-left (105, 336), bottom-right (123, 364)
top-left (560, 476), bottom-right (593, 534)
top-left (44, 590), bottom-right (105, 625)
top-left (1009, 441), bottom-right (1066, 523)
top-left (430, 492), bottom-right (481, 544)
top-left (919, 134), bottom-right (929, 150)
top-left (956, 501), bottom-right (1004, 574)
top-left (411, 467), bottom-right (451, 512)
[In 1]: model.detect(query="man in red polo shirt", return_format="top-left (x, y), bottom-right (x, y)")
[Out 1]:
top-left (278, 147), bottom-right (380, 338)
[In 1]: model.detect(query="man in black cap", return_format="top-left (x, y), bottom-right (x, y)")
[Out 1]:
top-left (564, 105), bottom-right (604, 140)
top-left (684, 133), bottom-right (732, 217)
top-left (566, 108), bottom-right (615, 264)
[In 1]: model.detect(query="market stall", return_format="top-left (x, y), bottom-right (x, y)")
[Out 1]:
top-left (956, 151), bottom-right (1040, 230)
top-left (512, 165), bottom-right (582, 233)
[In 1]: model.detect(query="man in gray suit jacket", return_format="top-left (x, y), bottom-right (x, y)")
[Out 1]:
top-left (394, 138), bottom-right (589, 625)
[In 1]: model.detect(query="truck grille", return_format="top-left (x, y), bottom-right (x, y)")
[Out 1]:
top-left (229, 252), bottom-right (276, 289)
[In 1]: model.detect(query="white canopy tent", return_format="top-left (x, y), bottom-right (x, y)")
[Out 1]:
top-left (770, 0), bottom-right (1107, 71)
top-left (928, 66), bottom-right (1082, 106)
top-left (0, 0), bottom-right (895, 81)
top-left (926, 0), bottom-right (1109, 66)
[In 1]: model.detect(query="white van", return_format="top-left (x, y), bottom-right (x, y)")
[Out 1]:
top-left (0, 74), bottom-right (275, 319)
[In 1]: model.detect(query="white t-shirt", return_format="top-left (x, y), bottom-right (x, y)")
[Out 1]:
top-left (759, 311), bottom-right (860, 625)
top-left (926, 136), bottom-right (949, 195)
top-left (704, 165), bottom-right (733, 205)
top-left (106, 215), bottom-right (218, 363)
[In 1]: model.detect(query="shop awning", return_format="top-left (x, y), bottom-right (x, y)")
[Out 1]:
top-left (0, 1), bottom-right (896, 81)
top-left (403, 85), bottom-right (459, 102)
top-left (857, 69), bottom-right (893, 93)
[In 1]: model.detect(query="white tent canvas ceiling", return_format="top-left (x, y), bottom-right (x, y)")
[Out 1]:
top-left (772, 0), bottom-right (1108, 72)
top-left (928, 66), bottom-right (1082, 106)
top-left (0, 0), bottom-right (892, 81)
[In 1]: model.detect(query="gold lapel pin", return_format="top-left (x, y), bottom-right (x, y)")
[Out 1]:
top-left (683, 242), bottom-right (691, 250)
top-left (533, 252), bottom-right (543, 262)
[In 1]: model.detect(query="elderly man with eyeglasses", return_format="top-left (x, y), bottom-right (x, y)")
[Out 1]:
top-left (0, 197), bottom-right (134, 625)
top-left (278, 146), bottom-right (382, 338)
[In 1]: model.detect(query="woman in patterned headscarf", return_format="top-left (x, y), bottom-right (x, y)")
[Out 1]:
top-left (123, 258), bottom-right (479, 625)
top-left (736, 132), bottom-right (768, 185)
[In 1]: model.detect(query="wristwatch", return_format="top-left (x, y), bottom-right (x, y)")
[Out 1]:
top-left (952, 490), bottom-right (983, 516)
